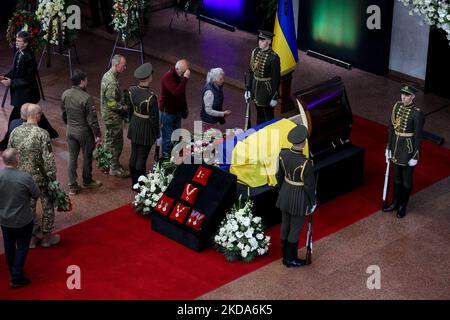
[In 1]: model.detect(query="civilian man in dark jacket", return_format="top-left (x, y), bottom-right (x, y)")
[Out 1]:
top-left (276, 124), bottom-right (316, 268)
top-left (159, 59), bottom-right (190, 159)
top-left (0, 31), bottom-right (58, 150)
top-left (0, 148), bottom-right (40, 288)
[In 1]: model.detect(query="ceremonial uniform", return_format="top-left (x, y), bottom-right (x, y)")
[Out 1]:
top-left (276, 125), bottom-right (316, 268)
top-left (8, 123), bottom-right (57, 235)
top-left (61, 85), bottom-right (102, 192)
top-left (247, 31), bottom-right (281, 125)
top-left (100, 69), bottom-right (128, 175)
top-left (385, 85), bottom-right (425, 218)
top-left (126, 64), bottom-right (160, 186)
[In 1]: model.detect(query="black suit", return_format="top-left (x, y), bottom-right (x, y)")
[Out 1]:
top-left (0, 47), bottom-right (58, 150)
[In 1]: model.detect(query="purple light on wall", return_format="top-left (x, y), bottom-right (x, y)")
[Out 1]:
top-left (203, 0), bottom-right (244, 14)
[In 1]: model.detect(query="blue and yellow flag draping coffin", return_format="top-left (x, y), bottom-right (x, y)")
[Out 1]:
top-left (272, 0), bottom-right (299, 75)
top-left (218, 118), bottom-right (309, 188)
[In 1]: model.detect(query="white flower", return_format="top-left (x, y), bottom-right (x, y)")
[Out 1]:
top-left (235, 231), bottom-right (243, 239)
top-left (237, 243), bottom-right (244, 250)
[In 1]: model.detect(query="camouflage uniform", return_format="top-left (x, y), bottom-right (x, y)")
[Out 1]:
top-left (8, 123), bottom-right (57, 234)
top-left (100, 69), bottom-right (128, 171)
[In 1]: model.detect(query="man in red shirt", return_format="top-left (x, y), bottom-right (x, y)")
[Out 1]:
top-left (159, 59), bottom-right (190, 159)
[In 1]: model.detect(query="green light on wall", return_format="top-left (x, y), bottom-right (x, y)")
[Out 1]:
top-left (311, 0), bottom-right (360, 49)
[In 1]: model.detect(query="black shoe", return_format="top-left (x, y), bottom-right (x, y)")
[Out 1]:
top-left (10, 276), bottom-right (32, 289)
top-left (285, 242), bottom-right (306, 268)
top-left (396, 206), bottom-right (407, 218)
top-left (285, 259), bottom-right (305, 268)
top-left (383, 201), bottom-right (398, 212)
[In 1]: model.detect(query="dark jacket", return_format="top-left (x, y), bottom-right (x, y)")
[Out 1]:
top-left (200, 82), bottom-right (224, 124)
top-left (387, 102), bottom-right (425, 166)
top-left (126, 85), bottom-right (160, 146)
top-left (5, 47), bottom-right (40, 109)
top-left (276, 148), bottom-right (316, 216)
top-left (159, 67), bottom-right (188, 115)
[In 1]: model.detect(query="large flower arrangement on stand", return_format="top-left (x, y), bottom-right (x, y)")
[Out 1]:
top-left (36, 0), bottom-right (68, 46)
top-left (214, 196), bottom-right (271, 263)
top-left (399, 0), bottom-right (450, 43)
top-left (133, 160), bottom-right (177, 215)
top-left (112, 0), bottom-right (147, 44)
top-left (6, 10), bottom-right (44, 50)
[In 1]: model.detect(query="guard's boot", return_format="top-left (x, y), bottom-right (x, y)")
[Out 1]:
top-left (383, 183), bottom-right (402, 212)
top-left (285, 242), bottom-right (305, 268)
top-left (281, 240), bottom-right (288, 266)
top-left (129, 167), bottom-right (137, 190)
top-left (397, 187), bottom-right (411, 219)
top-left (41, 233), bottom-right (61, 248)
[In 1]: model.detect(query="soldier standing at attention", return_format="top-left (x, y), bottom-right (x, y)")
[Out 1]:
top-left (125, 63), bottom-right (160, 188)
top-left (61, 69), bottom-right (103, 196)
top-left (101, 54), bottom-right (130, 178)
top-left (245, 30), bottom-right (281, 125)
top-left (8, 104), bottom-right (61, 248)
top-left (384, 84), bottom-right (425, 218)
top-left (276, 124), bottom-right (316, 268)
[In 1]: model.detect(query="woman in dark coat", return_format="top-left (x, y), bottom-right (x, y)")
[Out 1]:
top-left (0, 31), bottom-right (58, 150)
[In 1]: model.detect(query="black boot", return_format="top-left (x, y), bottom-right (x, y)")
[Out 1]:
top-left (285, 242), bottom-right (305, 268)
top-left (397, 187), bottom-right (411, 219)
top-left (383, 183), bottom-right (402, 212)
top-left (281, 240), bottom-right (287, 266)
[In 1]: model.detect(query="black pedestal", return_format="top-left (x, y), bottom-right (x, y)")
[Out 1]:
top-left (314, 144), bottom-right (365, 204)
top-left (151, 163), bottom-right (237, 252)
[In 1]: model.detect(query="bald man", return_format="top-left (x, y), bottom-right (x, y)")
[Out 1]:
top-left (159, 59), bottom-right (191, 159)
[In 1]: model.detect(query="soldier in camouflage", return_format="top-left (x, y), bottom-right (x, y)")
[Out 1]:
top-left (245, 30), bottom-right (281, 125)
top-left (384, 85), bottom-right (425, 218)
top-left (100, 54), bottom-right (130, 178)
top-left (8, 104), bottom-right (61, 248)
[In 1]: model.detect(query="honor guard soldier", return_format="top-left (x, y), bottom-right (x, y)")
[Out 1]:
top-left (245, 30), bottom-right (281, 125)
top-left (276, 124), bottom-right (317, 268)
top-left (384, 84), bottom-right (425, 218)
top-left (125, 63), bottom-right (160, 188)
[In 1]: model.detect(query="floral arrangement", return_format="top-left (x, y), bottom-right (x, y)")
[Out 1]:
top-left (214, 196), bottom-right (271, 263)
top-left (47, 179), bottom-right (72, 212)
top-left (35, 0), bottom-right (68, 46)
top-left (133, 160), bottom-right (177, 215)
top-left (399, 0), bottom-right (450, 42)
top-left (93, 144), bottom-right (113, 173)
top-left (6, 10), bottom-right (43, 50)
top-left (112, 0), bottom-right (147, 43)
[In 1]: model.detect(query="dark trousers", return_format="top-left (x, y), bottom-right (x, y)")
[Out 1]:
top-left (394, 164), bottom-right (414, 189)
top-left (280, 212), bottom-right (305, 243)
top-left (129, 143), bottom-right (152, 185)
top-left (1, 221), bottom-right (34, 282)
top-left (256, 105), bottom-right (274, 125)
top-left (67, 132), bottom-right (95, 187)
top-left (89, 0), bottom-right (112, 25)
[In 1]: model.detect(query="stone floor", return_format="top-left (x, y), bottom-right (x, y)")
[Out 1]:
top-left (0, 8), bottom-right (449, 299)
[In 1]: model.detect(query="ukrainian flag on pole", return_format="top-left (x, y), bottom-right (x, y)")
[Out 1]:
top-left (272, 0), bottom-right (299, 75)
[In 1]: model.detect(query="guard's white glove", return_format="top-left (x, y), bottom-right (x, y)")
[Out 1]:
top-left (244, 91), bottom-right (251, 101)
top-left (408, 159), bottom-right (418, 167)
top-left (385, 149), bottom-right (391, 163)
top-left (270, 99), bottom-right (278, 108)
top-left (308, 204), bottom-right (317, 215)
top-left (156, 137), bottom-right (162, 147)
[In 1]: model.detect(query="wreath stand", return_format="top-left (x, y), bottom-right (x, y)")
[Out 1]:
top-left (108, 8), bottom-right (145, 67)
top-left (169, 3), bottom-right (202, 34)
top-left (38, 41), bottom-right (80, 78)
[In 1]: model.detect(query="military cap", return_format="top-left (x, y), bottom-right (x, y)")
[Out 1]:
top-left (400, 84), bottom-right (418, 95)
top-left (288, 124), bottom-right (308, 144)
top-left (134, 62), bottom-right (153, 80)
top-left (258, 30), bottom-right (275, 40)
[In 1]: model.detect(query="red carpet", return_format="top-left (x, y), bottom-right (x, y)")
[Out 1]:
top-left (1, 115), bottom-right (450, 299)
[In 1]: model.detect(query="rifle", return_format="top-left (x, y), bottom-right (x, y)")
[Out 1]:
top-left (382, 158), bottom-right (390, 210)
top-left (244, 73), bottom-right (251, 130)
top-left (305, 172), bottom-right (318, 265)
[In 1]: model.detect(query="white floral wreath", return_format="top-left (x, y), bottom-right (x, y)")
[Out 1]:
top-left (36, 0), bottom-right (68, 46)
